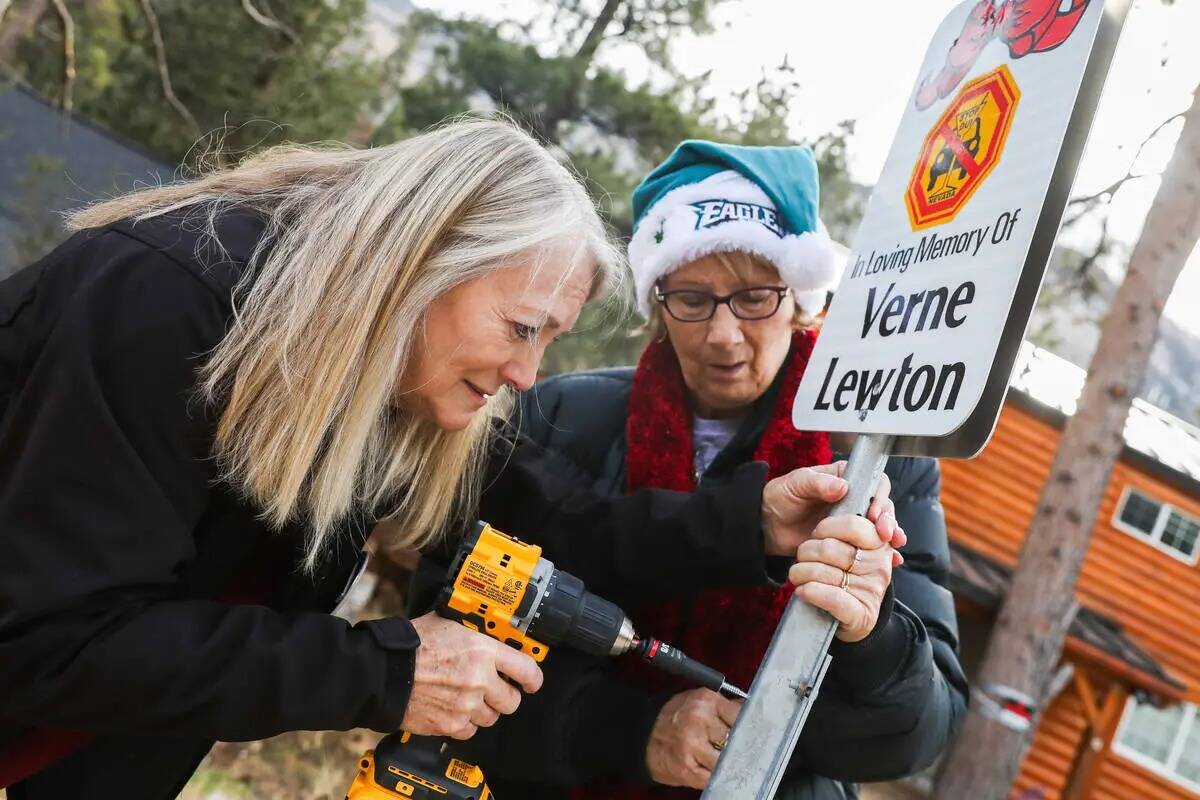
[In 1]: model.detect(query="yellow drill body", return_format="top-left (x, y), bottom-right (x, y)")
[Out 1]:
top-left (347, 521), bottom-right (741, 799)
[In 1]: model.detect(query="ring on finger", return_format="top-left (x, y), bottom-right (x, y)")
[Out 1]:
top-left (712, 729), bottom-right (730, 751)
top-left (851, 546), bottom-right (862, 570)
top-left (840, 568), bottom-right (850, 591)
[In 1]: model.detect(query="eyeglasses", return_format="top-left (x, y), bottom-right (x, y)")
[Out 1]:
top-left (654, 284), bottom-right (791, 322)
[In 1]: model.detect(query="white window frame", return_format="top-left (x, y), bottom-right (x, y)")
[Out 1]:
top-left (1112, 486), bottom-right (1200, 567)
top-left (1112, 696), bottom-right (1200, 795)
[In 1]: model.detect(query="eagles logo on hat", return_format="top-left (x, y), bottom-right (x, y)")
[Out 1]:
top-left (629, 140), bottom-right (841, 317)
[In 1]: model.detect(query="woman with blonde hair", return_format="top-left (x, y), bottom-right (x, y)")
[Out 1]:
top-left (0, 119), bottom-right (897, 799)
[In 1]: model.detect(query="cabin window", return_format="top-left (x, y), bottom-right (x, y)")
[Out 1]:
top-left (1112, 487), bottom-right (1200, 564)
top-left (1114, 698), bottom-right (1200, 791)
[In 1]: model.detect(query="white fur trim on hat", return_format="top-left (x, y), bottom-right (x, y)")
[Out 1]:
top-left (629, 170), bottom-right (839, 317)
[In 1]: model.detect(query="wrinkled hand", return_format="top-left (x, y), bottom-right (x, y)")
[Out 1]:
top-left (401, 613), bottom-right (543, 740)
top-left (761, 462), bottom-right (904, 558)
top-left (646, 688), bottom-right (741, 790)
top-left (788, 513), bottom-right (899, 643)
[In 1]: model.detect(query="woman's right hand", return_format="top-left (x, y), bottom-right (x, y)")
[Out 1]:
top-left (401, 613), bottom-right (543, 740)
top-left (646, 688), bottom-right (741, 790)
top-left (761, 462), bottom-right (905, 557)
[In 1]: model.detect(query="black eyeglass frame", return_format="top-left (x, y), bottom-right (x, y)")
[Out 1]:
top-left (653, 283), bottom-right (792, 322)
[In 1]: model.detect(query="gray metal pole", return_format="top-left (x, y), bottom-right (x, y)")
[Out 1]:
top-left (702, 433), bottom-right (893, 799)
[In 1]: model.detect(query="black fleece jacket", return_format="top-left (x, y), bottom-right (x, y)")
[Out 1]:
top-left (0, 211), bottom-right (779, 799)
top-left (410, 367), bottom-right (969, 799)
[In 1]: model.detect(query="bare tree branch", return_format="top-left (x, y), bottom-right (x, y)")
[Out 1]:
top-left (573, 0), bottom-right (620, 64)
top-left (526, 0), bottom-right (621, 143)
top-left (1058, 111), bottom-right (1185, 279)
top-left (1130, 110), bottom-right (1186, 165)
top-left (138, 0), bottom-right (200, 139)
top-left (240, 0), bottom-right (298, 44)
top-left (1067, 111), bottom-right (1186, 209)
top-left (1072, 212), bottom-right (1112, 285)
top-left (49, 0), bottom-right (74, 115)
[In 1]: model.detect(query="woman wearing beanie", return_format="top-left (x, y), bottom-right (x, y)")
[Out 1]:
top-left (419, 141), bottom-right (968, 799)
top-left (0, 121), bottom-right (899, 799)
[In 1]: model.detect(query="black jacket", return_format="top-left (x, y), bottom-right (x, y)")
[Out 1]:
top-left (0, 211), bottom-right (781, 798)
top-left (412, 368), bottom-right (969, 799)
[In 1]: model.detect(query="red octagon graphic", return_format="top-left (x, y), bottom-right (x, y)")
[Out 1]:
top-left (906, 65), bottom-right (1021, 231)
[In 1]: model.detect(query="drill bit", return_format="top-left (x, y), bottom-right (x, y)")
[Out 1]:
top-left (720, 681), bottom-right (748, 700)
top-left (631, 636), bottom-right (747, 700)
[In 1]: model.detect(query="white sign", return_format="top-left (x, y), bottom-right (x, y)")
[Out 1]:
top-left (793, 0), bottom-right (1105, 438)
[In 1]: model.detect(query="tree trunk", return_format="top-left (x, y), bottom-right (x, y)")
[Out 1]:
top-left (536, 0), bottom-right (621, 143)
top-left (936, 83), bottom-right (1200, 800)
top-left (0, 0), bottom-right (50, 66)
top-left (573, 0), bottom-right (621, 67)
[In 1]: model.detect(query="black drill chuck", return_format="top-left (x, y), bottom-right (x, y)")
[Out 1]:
top-left (525, 569), bottom-right (636, 657)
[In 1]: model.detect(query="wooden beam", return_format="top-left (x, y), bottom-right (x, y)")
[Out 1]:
top-left (1065, 679), bottom-right (1130, 800)
top-left (1073, 668), bottom-right (1103, 730)
top-left (1097, 681), bottom-right (1129, 734)
top-left (1063, 637), bottom-right (1187, 702)
top-left (952, 595), bottom-right (1186, 701)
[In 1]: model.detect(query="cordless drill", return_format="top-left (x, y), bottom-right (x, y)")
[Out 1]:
top-left (346, 521), bottom-right (746, 800)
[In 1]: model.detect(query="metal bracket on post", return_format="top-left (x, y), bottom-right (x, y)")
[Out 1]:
top-left (702, 433), bottom-right (893, 799)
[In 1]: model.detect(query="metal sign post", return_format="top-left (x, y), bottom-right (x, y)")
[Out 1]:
top-left (702, 433), bottom-right (891, 799)
top-left (704, 0), bottom-right (1131, 796)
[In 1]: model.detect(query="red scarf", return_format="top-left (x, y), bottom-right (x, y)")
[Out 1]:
top-left (574, 329), bottom-right (830, 800)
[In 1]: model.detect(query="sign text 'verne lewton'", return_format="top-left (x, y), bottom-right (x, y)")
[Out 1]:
top-left (813, 277), bottom-right (977, 416)
top-left (813, 354), bottom-right (965, 414)
top-left (807, 207), bottom-right (1026, 419)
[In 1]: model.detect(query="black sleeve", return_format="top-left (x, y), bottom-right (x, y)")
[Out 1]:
top-left (785, 457), bottom-right (968, 782)
top-left (478, 441), bottom-right (770, 609)
top-left (0, 236), bottom-right (417, 740)
top-left (456, 650), bottom-right (669, 786)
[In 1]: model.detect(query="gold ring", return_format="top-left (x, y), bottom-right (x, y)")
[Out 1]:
top-left (713, 730), bottom-right (730, 751)
top-left (852, 546), bottom-right (862, 566)
top-left (840, 568), bottom-right (850, 591)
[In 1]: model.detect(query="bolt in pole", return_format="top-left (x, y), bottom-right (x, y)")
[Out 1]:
top-left (702, 433), bottom-right (892, 799)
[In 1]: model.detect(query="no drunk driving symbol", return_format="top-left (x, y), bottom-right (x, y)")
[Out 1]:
top-left (906, 65), bottom-right (1020, 230)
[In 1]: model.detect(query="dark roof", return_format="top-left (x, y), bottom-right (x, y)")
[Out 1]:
top-left (0, 83), bottom-right (173, 269)
top-left (948, 540), bottom-right (1187, 697)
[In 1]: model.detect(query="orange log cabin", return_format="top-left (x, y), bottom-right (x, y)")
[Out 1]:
top-left (940, 343), bottom-right (1200, 799)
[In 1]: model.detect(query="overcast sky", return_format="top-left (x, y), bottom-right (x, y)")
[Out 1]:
top-left (425, 0), bottom-right (1200, 334)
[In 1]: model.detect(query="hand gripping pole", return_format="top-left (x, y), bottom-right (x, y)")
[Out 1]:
top-left (702, 433), bottom-right (892, 799)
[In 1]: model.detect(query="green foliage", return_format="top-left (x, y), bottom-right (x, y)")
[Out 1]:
top-left (13, 0), bottom-right (382, 165)
top-left (382, 3), bottom-right (861, 373)
top-left (389, 9), bottom-right (860, 231)
top-left (6, 0), bottom-right (862, 374)
top-left (550, 0), bottom-right (726, 70)
top-left (808, 122), bottom-right (864, 245)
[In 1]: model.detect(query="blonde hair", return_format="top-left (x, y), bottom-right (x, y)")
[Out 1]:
top-left (70, 117), bottom-right (624, 569)
top-left (646, 250), bottom-right (817, 341)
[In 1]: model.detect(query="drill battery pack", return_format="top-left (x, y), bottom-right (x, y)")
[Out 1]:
top-left (346, 732), bottom-right (492, 800)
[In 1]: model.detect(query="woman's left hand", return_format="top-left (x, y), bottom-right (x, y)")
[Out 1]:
top-left (645, 688), bottom-right (741, 790)
top-left (787, 514), bottom-right (901, 643)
